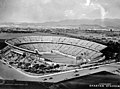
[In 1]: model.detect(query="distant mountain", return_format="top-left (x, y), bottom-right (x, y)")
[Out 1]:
top-left (0, 18), bottom-right (120, 29)
top-left (41, 18), bottom-right (120, 27)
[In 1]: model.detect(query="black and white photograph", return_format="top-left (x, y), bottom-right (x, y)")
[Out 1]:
top-left (0, 0), bottom-right (120, 89)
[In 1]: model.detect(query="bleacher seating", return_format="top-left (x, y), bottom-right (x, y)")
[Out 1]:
top-left (5, 36), bottom-right (107, 62)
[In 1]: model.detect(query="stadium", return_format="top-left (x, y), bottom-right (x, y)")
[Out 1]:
top-left (0, 35), bottom-right (120, 89)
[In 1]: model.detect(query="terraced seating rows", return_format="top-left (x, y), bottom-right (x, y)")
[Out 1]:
top-left (6, 36), bottom-right (106, 51)
top-left (6, 36), bottom-right (107, 62)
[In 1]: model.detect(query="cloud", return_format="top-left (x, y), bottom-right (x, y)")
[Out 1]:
top-left (41, 0), bottom-right (51, 4)
top-left (85, 0), bottom-right (91, 6)
top-left (83, 0), bottom-right (108, 19)
top-left (96, 0), bottom-right (120, 18)
top-left (97, 4), bottom-right (107, 20)
top-left (64, 10), bottom-right (75, 17)
top-left (0, 0), bottom-right (119, 23)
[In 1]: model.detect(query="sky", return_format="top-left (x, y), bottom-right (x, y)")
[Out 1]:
top-left (0, 0), bottom-right (120, 23)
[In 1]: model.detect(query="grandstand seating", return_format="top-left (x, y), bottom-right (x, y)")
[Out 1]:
top-left (5, 36), bottom-right (107, 63)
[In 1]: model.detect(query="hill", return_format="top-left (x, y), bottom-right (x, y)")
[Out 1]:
top-left (0, 18), bottom-right (120, 29)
